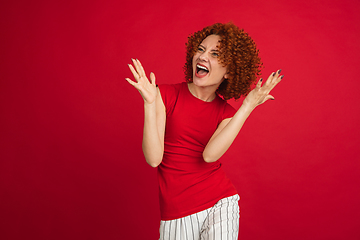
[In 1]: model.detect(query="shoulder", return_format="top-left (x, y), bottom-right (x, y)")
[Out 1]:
top-left (215, 96), bottom-right (237, 119)
top-left (158, 82), bottom-right (183, 95)
top-left (157, 82), bottom-right (185, 109)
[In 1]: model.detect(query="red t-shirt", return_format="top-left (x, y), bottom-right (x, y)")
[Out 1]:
top-left (157, 82), bottom-right (238, 220)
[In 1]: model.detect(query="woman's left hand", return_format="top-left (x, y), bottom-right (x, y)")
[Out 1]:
top-left (242, 69), bottom-right (284, 110)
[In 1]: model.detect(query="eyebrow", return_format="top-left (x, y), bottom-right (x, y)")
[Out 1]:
top-left (199, 44), bottom-right (219, 52)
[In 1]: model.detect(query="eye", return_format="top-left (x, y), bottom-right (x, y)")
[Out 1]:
top-left (211, 52), bottom-right (219, 57)
top-left (197, 47), bottom-right (204, 52)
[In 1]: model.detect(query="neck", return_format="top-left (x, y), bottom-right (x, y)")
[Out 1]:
top-left (187, 83), bottom-right (217, 102)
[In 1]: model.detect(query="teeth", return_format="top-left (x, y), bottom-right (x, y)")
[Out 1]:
top-left (197, 64), bottom-right (208, 71)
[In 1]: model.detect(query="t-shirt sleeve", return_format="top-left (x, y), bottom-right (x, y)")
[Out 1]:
top-left (222, 103), bottom-right (237, 120)
top-left (158, 84), bottom-right (178, 115)
top-left (157, 84), bottom-right (169, 107)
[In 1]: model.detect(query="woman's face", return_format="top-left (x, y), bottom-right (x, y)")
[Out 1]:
top-left (192, 34), bottom-right (228, 88)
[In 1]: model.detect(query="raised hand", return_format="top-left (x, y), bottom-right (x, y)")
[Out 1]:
top-left (243, 69), bottom-right (284, 110)
top-left (126, 59), bottom-right (158, 104)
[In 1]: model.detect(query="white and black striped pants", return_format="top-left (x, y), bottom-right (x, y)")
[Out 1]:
top-left (159, 194), bottom-right (240, 240)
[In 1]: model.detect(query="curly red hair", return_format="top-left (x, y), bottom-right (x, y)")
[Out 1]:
top-left (184, 22), bottom-right (263, 100)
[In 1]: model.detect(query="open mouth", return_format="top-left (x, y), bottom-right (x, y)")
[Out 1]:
top-left (195, 64), bottom-right (209, 78)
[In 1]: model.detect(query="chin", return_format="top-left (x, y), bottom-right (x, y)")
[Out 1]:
top-left (192, 77), bottom-right (206, 87)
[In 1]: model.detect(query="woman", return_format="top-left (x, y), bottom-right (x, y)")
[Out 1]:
top-left (126, 22), bottom-right (283, 240)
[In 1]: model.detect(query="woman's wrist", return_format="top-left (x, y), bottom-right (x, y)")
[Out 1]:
top-left (144, 100), bottom-right (156, 108)
top-left (241, 101), bottom-right (256, 113)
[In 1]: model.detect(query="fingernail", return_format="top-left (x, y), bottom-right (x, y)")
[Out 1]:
top-left (272, 72), bottom-right (276, 76)
top-left (260, 78), bottom-right (263, 82)
top-left (271, 98), bottom-right (275, 100)
top-left (281, 75), bottom-right (284, 79)
top-left (278, 69), bottom-right (282, 74)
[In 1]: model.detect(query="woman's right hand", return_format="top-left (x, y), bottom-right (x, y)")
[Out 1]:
top-left (126, 59), bottom-right (157, 104)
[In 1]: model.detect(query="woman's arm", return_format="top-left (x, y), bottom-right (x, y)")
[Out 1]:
top-left (126, 59), bottom-right (166, 167)
top-left (142, 90), bottom-right (166, 167)
top-left (203, 70), bottom-right (283, 163)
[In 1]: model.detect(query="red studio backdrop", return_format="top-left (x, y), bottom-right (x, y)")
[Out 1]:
top-left (1, 0), bottom-right (359, 239)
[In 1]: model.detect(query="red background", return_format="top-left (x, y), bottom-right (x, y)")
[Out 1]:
top-left (1, 0), bottom-right (360, 239)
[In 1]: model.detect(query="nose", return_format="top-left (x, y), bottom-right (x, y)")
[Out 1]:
top-left (199, 52), bottom-right (208, 62)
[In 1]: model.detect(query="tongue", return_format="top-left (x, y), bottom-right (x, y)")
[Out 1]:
top-left (198, 69), bottom-right (208, 76)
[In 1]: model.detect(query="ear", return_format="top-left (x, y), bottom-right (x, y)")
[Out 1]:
top-left (224, 72), bottom-right (229, 79)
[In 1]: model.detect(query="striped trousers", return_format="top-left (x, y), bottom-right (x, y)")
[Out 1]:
top-left (159, 194), bottom-right (240, 240)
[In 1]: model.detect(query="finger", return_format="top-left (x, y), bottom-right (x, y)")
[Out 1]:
top-left (131, 58), bottom-right (141, 76)
top-left (265, 69), bottom-right (282, 86)
top-left (132, 58), bottom-right (145, 78)
top-left (273, 69), bottom-right (282, 82)
top-left (255, 78), bottom-right (263, 89)
top-left (272, 69), bottom-right (281, 77)
top-left (260, 95), bottom-right (275, 104)
top-left (265, 79), bottom-right (282, 94)
top-left (125, 78), bottom-right (137, 87)
top-left (266, 94), bottom-right (275, 101)
top-left (150, 72), bottom-right (156, 85)
top-left (271, 73), bottom-right (284, 88)
top-left (264, 72), bottom-right (274, 86)
top-left (131, 58), bottom-right (141, 77)
top-left (136, 59), bottom-right (147, 77)
top-left (128, 64), bottom-right (140, 81)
